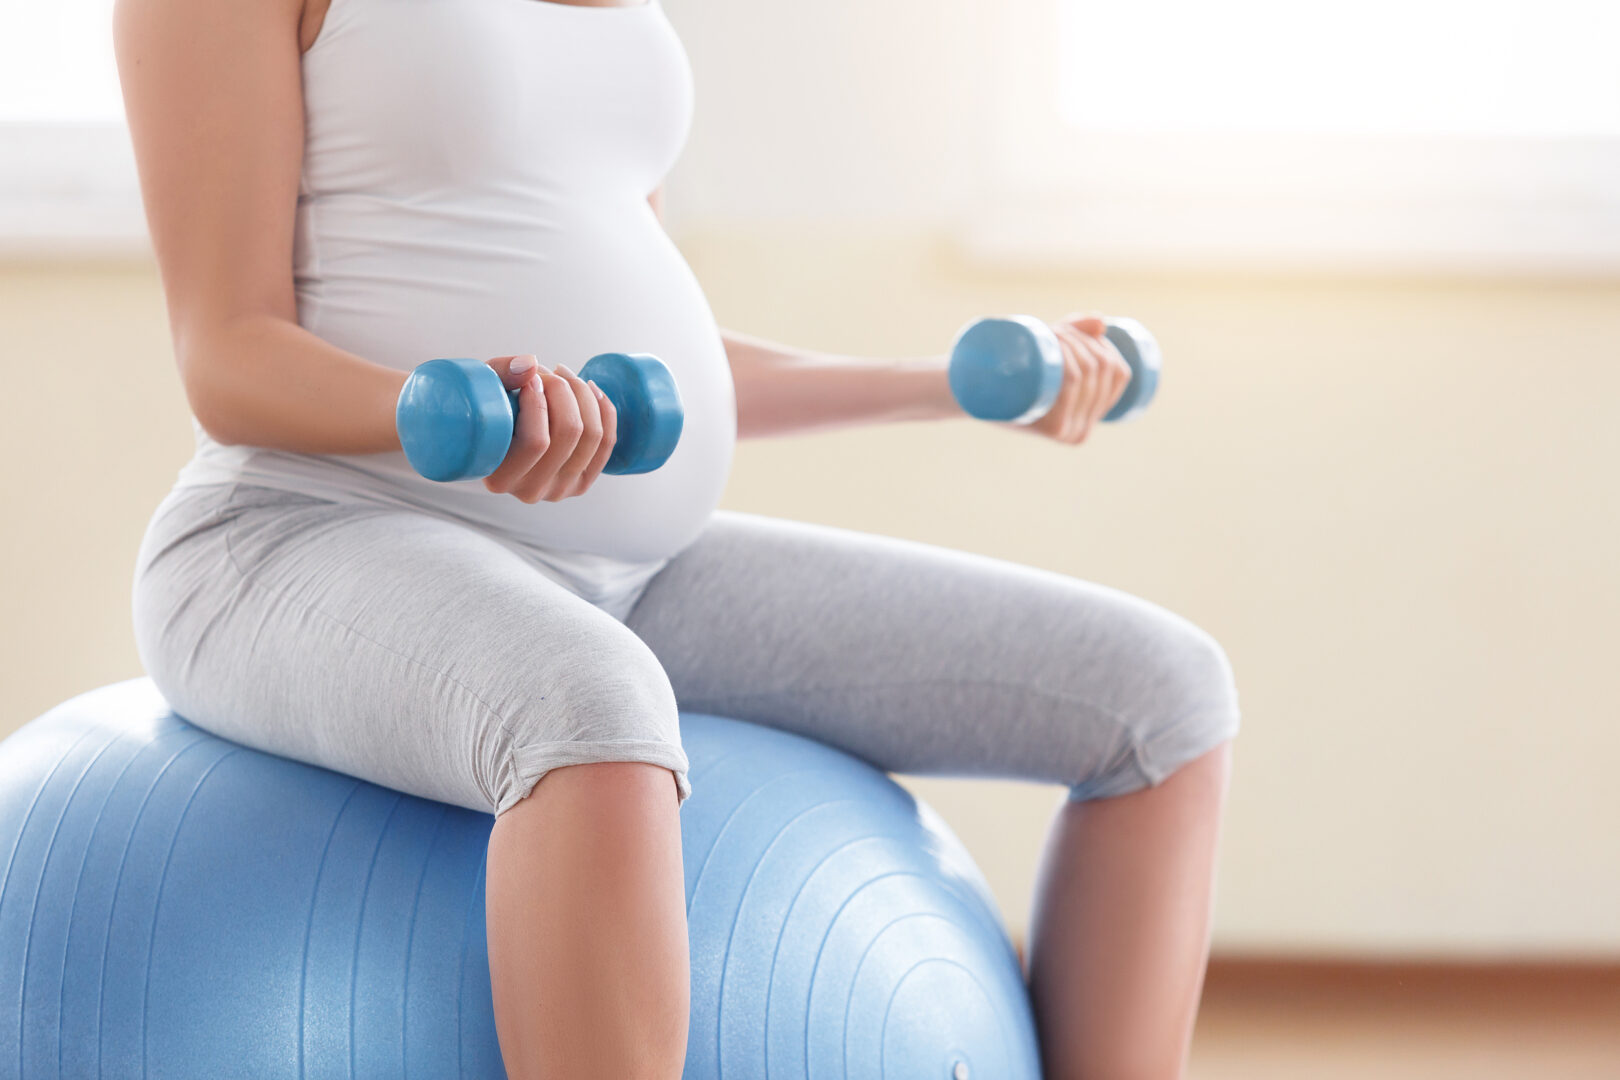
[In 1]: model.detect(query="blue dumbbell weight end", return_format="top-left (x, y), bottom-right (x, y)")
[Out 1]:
top-left (396, 352), bottom-right (684, 482)
top-left (947, 314), bottom-right (1162, 425)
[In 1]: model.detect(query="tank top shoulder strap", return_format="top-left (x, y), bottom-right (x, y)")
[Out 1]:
top-left (301, 0), bottom-right (365, 61)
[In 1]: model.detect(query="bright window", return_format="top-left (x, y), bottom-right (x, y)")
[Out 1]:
top-left (1059, 0), bottom-right (1620, 138)
top-left (0, 0), bottom-right (144, 257)
top-left (963, 0), bottom-right (1620, 274)
top-left (0, 0), bottom-right (122, 122)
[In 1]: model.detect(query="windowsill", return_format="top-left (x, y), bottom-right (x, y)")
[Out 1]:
top-left (0, 197), bottom-right (150, 261)
top-left (958, 190), bottom-right (1620, 276)
top-left (0, 122), bottom-right (152, 260)
top-left (965, 1), bottom-right (1620, 277)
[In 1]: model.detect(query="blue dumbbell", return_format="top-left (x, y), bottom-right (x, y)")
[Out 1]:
top-left (396, 352), bottom-right (684, 482)
top-left (948, 315), bottom-right (1161, 425)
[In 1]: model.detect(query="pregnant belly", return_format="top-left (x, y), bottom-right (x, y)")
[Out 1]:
top-left (294, 196), bottom-right (738, 563)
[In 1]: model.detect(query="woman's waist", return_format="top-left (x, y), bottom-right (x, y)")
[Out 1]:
top-left (150, 467), bottom-right (677, 619)
top-left (178, 414), bottom-right (733, 567)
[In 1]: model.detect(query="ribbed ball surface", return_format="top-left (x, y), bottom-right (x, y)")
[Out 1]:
top-left (0, 679), bottom-right (1039, 1079)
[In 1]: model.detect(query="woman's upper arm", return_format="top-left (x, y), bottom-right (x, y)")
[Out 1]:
top-left (113, 0), bottom-right (308, 374)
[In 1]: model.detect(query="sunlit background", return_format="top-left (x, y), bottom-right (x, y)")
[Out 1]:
top-left (0, 0), bottom-right (120, 122)
top-left (1060, 0), bottom-right (1620, 137)
top-left (3, 0), bottom-right (1617, 1074)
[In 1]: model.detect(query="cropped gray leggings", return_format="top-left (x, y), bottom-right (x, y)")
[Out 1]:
top-left (132, 482), bottom-right (1240, 818)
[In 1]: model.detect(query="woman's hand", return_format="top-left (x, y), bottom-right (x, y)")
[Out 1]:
top-left (1025, 313), bottom-right (1133, 446)
top-left (480, 354), bottom-right (618, 503)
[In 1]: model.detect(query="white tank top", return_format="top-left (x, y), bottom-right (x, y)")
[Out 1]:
top-left (174, 0), bottom-right (737, 617)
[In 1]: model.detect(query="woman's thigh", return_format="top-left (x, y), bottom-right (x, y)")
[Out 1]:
top-left (625, 510), bottom-right (1240, 800)
top-left (133, 483), bottom-right (688, 816)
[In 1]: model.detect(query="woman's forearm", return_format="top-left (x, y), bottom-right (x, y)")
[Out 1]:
top-left (722, 329), bottom-right (962, 439)
top-left (180, 314), bottom-right (408, 454)
top-left (184, 319), bottom-right (960, 453)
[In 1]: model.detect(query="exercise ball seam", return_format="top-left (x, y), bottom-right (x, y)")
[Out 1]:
top-left (687, 769), bottom-right (857, 915)
top-left (97, 733), bottom-right (212, 1074)
top-left (760, 832), bottom-right (895, 1072)
top-left (455, 842), bottom-right (491, 1078)
top-left (710, 794), bottom-right (864, 1074)
top-left (0, 723), bottom-right (101, 924)
top-left (297, 779), bottom-right (366, 1079)
top-left (350, 793), bottom-right (407, 1079)
top-left (800, 867), bottom-right (922, 1073)
top-left (141, 745), bottom-right (243, 1077)
top-left (910, 802), bottom-right (1013, 950)
top-left (685, 745), bottom-right (748, 791)
top-left (401, 805), bottom-right (452, 1077)
top-left (58, 733), bottom-right (148, 1080)
top-left (81, 726), bottom-right (198, 1075)
top-left (850, 924), bottom-right (997, 1080)
top-left (12, 725), bottom-right (115, 1078)
top-left (681, 717), bottom-right (875, 791)
top-left (813, 874), bottom-right (989, 1078)
top-left (875, 956), bottom-right (992, 1080)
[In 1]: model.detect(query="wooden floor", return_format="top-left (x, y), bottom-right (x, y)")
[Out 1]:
top-left (1187, 959), bottom-right (1620, 1080)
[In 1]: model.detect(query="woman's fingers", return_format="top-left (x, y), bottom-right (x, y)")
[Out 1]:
top-left (1068, 316), bottom-right (1132, 427)
top-left (538, 364), bottom-right (604, 501)
top-left (489, 354), bottom-right (536, 391)
top-left (569, 380), bottom-right (618, 497)
top-left (483, 356), bottom-right (549, 495)
top-left (474, 355), bottom-right (617, 503)
top-left (1026, 325), bottom-right (1083, 442)
top-left (1065, 312), bottom-right (1108, 339)
top-left (1052, 321), bottom-right (1101, 444)
top-left (1099, 334), bottom-right (1132, 419)
top-left (1077, 327), bottom-right (1126, 435)
top-left (512, 367), bottom-right (587, 503)
top-left (1057, 344), bottom-right (1087, 442)
top-left (1049, 315), bottom-right (1134, 442)
top-left (1008, 313), bottom-right (1133, 447)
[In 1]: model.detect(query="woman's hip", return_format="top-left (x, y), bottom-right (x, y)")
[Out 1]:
top-left (132, 482), bottom-right (689, 816)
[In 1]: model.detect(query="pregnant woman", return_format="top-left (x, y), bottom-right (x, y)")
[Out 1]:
top-left (113, 0), bottom-right (1240, 1076)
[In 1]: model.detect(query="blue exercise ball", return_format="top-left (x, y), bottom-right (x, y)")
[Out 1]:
top-left (0, 679), bottom-right (1039, 1079)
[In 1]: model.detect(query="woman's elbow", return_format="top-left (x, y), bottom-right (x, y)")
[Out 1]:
top-left (177, 351), bottom-right (249, 446)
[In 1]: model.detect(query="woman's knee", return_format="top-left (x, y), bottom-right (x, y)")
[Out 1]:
top-left (1159, 616), bottom-right (1241, 730)
top-left (1071, 607), bottom-right (1241, 801)
top-left (476, 630), bottom-right (688, 818)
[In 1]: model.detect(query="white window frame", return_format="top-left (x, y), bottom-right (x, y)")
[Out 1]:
top-left (957, 0), bottom-right (1620, 275)
top-left (0, 123), bottom-right (150, 259)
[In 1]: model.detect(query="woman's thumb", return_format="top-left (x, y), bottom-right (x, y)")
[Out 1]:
top-left (492, 354), bottom-right (539, 390)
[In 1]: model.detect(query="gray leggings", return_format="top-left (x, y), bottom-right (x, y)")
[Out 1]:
top-left (132, 482), bottom-right (1240, 818)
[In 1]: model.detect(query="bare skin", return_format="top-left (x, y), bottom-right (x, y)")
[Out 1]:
top-left (724, 312), bottom-right (1130, 441)
top-left (485, 762), bottom-right (689, 1079)
top-left (114, 0), bottom-right (1227, 1074)
top-left (1030, 744), bottom-right (1234, 1080)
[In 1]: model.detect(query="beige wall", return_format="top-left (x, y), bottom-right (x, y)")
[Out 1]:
top-left (4, 238), bottom-right (1618, 959)
top-left (681, 226), bottom-right (1620, 959)
top-left (4, 0), bottom-right (1618, 961)
top-left (0, 263), bottom-right (193, 718)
